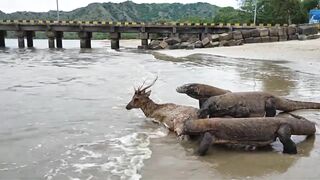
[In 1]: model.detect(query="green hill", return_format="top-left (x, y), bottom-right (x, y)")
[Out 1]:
top-left (0, 1), bottom-right (220, 22)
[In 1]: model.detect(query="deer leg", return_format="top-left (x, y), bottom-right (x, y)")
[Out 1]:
top-left (265, 98), bottom-right (277, 117)
top-left (277, 124), bottom-right (297, 154)
top-left (197, 132), bottom-right (214, 156)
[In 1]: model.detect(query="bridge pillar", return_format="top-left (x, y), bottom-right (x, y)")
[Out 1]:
top-left (15, 31), bottom-right (26, 48)
top-left (26, 31), bottom-right (35, 48)
top-left (79, 32), bottom-right (92, 48)
top-left (46, 31), bottom-right (56, 48)
top-left (139, 32), bottom-right (149, 49)
top-left (56, 31), bottom-right (63, 48)
top-left (110, 32), bottom-right (120, 50)
top-left (0, 31), bottom-right (6, 47)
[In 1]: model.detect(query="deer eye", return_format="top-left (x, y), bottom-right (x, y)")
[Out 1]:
top-left (133, 97), bottom-right (139, 101)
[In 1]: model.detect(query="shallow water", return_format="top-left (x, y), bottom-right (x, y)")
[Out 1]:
top-left (0, 39), bottom-right (319, 180)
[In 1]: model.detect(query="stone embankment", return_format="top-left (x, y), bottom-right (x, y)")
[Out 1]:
top-left (146, 25), bottom-right (319, 50)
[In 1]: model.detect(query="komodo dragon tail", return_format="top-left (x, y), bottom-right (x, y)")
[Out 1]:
top-left (275, 97), bottom-right (320, 112)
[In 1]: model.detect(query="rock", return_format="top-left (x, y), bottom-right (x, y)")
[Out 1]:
top-left (241, 30), bottom-right (252, 38)
top-left (179, 33), bottom-right (190, 42)
top-left (211, 41), bottom-right (220, 47)
top-left (204, 42), bottom-right (214, 48)
top-left (219, 40), bottom-right (228, 46)
top-left (168, 43), bottom-right (182, 49)
top-left (269, 27), bottom-right (279, 36)
top-left (211, 34), bottom-right (220, 42)
top-left (244, 37), bottom-right (255, 44)
top-left (149, 40), bottom-right (161, 46)
top-left (186, 44), bottom-right (195, 50)
top-left (232, 31), bottom-right (243, 40)
top-left (164, 37), bottom-right (181, 45)
top-left (251, 29), bottom-right (260, 37)
top-left (307, 34), bottom-right (320, 40)
top-left (298, 34), bottom-right (307, 41)
top-left (194, 40), bottom-right (203, 48)
top-left (201, 37), bottom-right (211, 47)
top-left (279, 35), bottom-right (288, 41)
top-left (269, 36), bottom-right (279, 42)
top-left (261, 36), bottom-right (270, 43)
top-left (259, 28), bottom-right (269, 37)
top-left (219, 33), bottom-right (233, 41)
top-left (298, 26), bottom-right (318, 35)
top-left (159, 41), bottom-right (169, 49)
top-left (188, 36), bottom-right (200, 43)
top-left (287, 26), bottom-right (297, 35)
top-left (253, 37), bottom-right (262, 43)
top-left (180, 42), bottom-right (191, 48)
top-left (278, 27), bottom-right (287, 36)
top-left (288, 34), bottom-right (298, 40)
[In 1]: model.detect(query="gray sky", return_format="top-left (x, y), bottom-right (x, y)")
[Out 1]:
top-left (1, 0), bottom-right (239, 13)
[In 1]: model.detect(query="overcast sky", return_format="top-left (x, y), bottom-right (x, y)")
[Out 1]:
top-left (1, 0), bottom-right (239, 13)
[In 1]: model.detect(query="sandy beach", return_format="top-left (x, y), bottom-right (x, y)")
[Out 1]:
top-left (157, 39), bottom-right (320, 62)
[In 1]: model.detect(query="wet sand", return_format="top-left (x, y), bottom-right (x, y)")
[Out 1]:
top-left (142, 39), bottom-right (320, 180)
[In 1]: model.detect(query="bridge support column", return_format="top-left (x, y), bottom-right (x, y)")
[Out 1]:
top-left (15, 31), bottom-right (25, 48)
top-left (110, 32), bottom-right (120, 50)
top-left (26, 31), bottom-right (35, 48)
top-left (0, 31), bottom-right (6, 47)
top-left (56, 31), bottom-right (63, 48)
top-left (46, 31), bottom-right (56, 48)
top-left (79, 32), bottom-right (92, 48)
top-left (139, 32), bottom-right (149, 49)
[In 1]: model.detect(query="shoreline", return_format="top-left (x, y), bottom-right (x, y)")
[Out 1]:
top-left (156, 39), bottom-right (320, 62)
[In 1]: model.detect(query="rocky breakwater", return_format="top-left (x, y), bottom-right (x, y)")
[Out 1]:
top-left (145, 25), bottom-right (319, 50)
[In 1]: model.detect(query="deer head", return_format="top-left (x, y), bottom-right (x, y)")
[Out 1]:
top-left (126, 77), bottom-right (158, 110)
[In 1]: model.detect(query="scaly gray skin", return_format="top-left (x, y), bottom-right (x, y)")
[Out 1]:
top-left (198, 91), bottom-right (320, 118)
top-left (176, 83), bottom-right (231, 108)
top-left (182, 115), bottom-right (316, 156)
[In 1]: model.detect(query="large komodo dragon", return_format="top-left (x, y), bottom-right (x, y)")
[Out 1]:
top-left (126, 77), bottom-right (198, 135)
top-left (181, 115), bottom-right (316, 156)
top-left (177, 83), bottom-right (320, 118)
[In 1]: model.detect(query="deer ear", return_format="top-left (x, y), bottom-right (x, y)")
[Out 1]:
top-left (145, 90), bottom-right (151, 97)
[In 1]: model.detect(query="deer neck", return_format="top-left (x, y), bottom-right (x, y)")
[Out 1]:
top-left (140, 98), bottom-right (160, 117)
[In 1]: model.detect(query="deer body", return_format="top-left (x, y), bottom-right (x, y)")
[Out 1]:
top-left (126, 77), bottom-right (198, 135)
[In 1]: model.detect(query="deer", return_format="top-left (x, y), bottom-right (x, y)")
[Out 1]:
top-left (126, 77), bottom-right (199, 136)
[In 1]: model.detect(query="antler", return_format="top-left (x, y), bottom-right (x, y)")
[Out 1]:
top-left (140, 76), bottom-right (158, 92)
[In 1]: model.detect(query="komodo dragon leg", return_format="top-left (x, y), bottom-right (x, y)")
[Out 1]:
top-left (197, 132), bottom-right (214, 156)
top-left (277, 124), bottom-right (297, 154)
top-left (265, 97), bottom-right (277, 117)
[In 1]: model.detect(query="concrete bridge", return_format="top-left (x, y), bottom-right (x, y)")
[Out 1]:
top-left (0, 20), bottom-right (289, 49)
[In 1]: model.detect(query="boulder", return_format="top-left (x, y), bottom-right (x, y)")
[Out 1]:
top-left (201, 37), bottom-right (211, 47)
top-left (186, 44), bottom-right (195, 50)
top-left (298, 26), bottom-right (318, 35)
top-left (244, 37), bottom-right (255, 44)
top-left (219, 40), bottom-right (228, 46)
top-left (253, 37), bottom-right (262, 43)
top-left (288, 34), bottom-right (298, 40)
top-left (211, 34), bottom-right (220, 42)
top-left (232, 31), bottom-right (243, 40)
top-left (149, 40), bottom-right (161, 46)
top-left (179, 33), bottom-right (191, 42)
top-left (241, 30), bottom-right (252, 38)
top-left (251, 29), bottom-right (261, 37)
top-left (261, 36), bottom-right (270, 43)
top-left (259, 28), bottom-right (269, 37)
top-left (204, 42), bottom-right (215, 48)
top-left (159, 41), bottom-right (169, 49)
top-left (287, 26), bottom-right (297, 35)
top-left (164, 37), bottom-right (181, 45)
top-left (211, 41), bottom-right (220, 47)
top-left (194, 40), bottom-right (203, 48)
top-left (269, 27), bottom-right (279, 37)
top-left (168, 44), bottom-right (182, 49)
top-left (278, 27), bottom-right (287, 36)
top-left (307, 34), bottom-right (320, 40)
top-left (269, 36), bottom-right (279, 42)
top-left (219, 33), bottom-right (233, 41)
top-left (298, 34), bottom-right (307, 41)
top-left (279, 35), bottom-right (288, 41)
top-left (180, 42), bottom-right (192, 48)
top-left (148, 40), bottom-right (162, 50)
